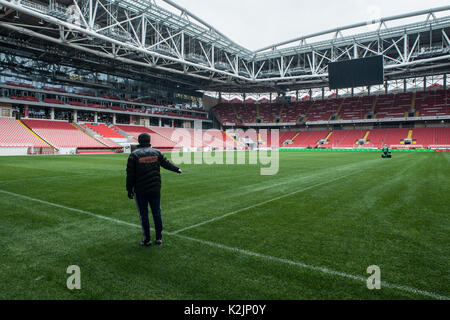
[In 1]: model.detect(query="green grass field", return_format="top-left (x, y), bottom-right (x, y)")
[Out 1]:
top-left (0, 151), bottom-right (448, 300)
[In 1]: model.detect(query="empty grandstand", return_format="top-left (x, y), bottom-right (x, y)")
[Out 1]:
top-left (1, 0), bottom-right (450, 305)
top-left (0, 1), bottom-right (449, 155)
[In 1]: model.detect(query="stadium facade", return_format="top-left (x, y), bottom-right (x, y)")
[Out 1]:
top-left (0, 0), bottom-right (449, 155)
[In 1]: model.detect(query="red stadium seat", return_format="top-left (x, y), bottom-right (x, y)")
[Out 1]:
top-left (22, 119), bottom-right (107, 148)
top-left (0, 118), bottom-right (48, 148)
top-left (85, 123), bottom-right (124, 139)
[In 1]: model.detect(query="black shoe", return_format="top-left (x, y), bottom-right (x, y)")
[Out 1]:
top-left (155, 240), bottom-right (163, 246)
top-left (139, 240), bottom-right (152, 247)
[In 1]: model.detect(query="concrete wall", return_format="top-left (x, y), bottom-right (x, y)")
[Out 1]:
top-left (0, 147), bottom-right (29, 156)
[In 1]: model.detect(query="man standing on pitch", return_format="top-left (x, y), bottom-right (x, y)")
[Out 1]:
top-left (126, 133), bottom-right (182, 247)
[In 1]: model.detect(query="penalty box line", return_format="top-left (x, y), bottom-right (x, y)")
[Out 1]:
top-left (0, 188), bottom-right (448, 300)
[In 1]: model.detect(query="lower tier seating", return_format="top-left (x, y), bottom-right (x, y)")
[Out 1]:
top-left (0, 118), bottom-right (48, 147)
top-left (85, 123), bottom-right (124, 138)
top-left (22, 119), bottom-right (106, 148)
top-left (114, 125), bottom-right (177, 149)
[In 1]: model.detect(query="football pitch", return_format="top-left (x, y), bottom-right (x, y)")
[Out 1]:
top-left (0, 151), bottom-right (448, 300)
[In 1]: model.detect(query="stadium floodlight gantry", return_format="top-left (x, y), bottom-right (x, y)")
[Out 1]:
top-left (0, 0), bottom-right (449, 93)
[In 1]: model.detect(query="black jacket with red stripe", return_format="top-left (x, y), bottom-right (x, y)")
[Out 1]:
top-left (126, 146), bottom-right (180, 194)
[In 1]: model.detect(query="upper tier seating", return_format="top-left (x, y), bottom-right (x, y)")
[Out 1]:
top-left (307, 98), bottom-right (343, 122)
top-left (68, 101), bottom-right (88, 107)
top-left (259, 104), bottom-right (280, 123)
top-left (415, 90), bottom-right (449, 117)
top-left (2, 81), bottom-right (208, 121)
top-left (340, 96), bottom-right (375, 120)
top-left (0, 118), bottom-right (48, 147)
top-left (6, 81), bottom-right (35, 89)
top-left (214, 89), bottom-right (450, 124)
top-left (75, 91), bottom-right (95, 97)
top-left (10, 96), bottom-right (39, 102)
top-left (101, 94), bottom-right (120, 100)
top-left (22, 119), bottom-right (106, 148)
top-left (43, 86), bottom-right (67, 93)
top-left (375, 93), bottom-right (411, 119)
top-left (214, 104), bottom-right (238, 124)
top-left (44, 98), bottom-right (64, 105)
top-left (87, 103), bottom-right (107, 109)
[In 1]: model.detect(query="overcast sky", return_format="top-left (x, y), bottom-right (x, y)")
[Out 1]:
top-left (168, 0), bottom-right (450, 51)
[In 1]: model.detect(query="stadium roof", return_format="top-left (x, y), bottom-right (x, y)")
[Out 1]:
top-left (0, 0), bottom-right (449, 92)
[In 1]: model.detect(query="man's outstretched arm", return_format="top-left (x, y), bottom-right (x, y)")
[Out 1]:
top-left (159, 152), bottom-right (182, 174)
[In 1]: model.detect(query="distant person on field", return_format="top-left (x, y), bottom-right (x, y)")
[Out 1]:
top-left (382, 144), bottom-right (392, 159)
top-left (126, 133), bottom-right (182, 247)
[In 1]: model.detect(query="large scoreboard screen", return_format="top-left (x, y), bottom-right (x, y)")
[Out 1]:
top-left (328, 55), bottom-right (384, 89)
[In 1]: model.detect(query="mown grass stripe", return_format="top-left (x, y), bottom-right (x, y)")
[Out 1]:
top-left (0, 188), bottom-right (447, 300)
top-left (172, 172), bottom-right (357, 234)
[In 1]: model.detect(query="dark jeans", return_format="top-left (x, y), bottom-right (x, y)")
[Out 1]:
top-left (134, 192), bottom-right (163, 242)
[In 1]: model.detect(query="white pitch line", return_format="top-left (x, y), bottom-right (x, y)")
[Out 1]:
top-left (0, 189), bottom-right (448, 300)
top-left (174, 233), bottom-right (450, 301)
top-left (172, 172), bottom-right (357, 234)
top-left (0, 189), bottom-right (139, 229)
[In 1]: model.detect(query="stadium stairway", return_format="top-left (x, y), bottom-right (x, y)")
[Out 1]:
top-left (334, 100), bottom-right (345, 120)
top-left (148, 127), bottom-right (180, 145)
top-left (279, 132), bottom-right (300, 146)
top-left (232, 105), bottom-right (240, 122)
top-left (78, 123), bottom-right (99, 138)
top-left (404, 129), bottom-right (417, 145)
top-left (304, 101), bottom-right (316, 122)
top-left (225, 131), bottom-right (242, 147)
top-left (326, 129), bottom-right (366, 148)
top-left (278, 106), bottom-right (284, 122)
top-left (358, 130), bottom-right (371, 147)
top-left (324, 131), bottom-right (333, 145)
top-left (148, 126), bottom-right (205, 149)
top-left (291, 132), bottom-right (300, 142)
top-left (258, 133), bottom-right (264, 145)
top-left (407, 130), bottom-right (414, 140)
top-left (111, 126), bottom-right (137, 143)
top-left (85, 123), bottom-right (124, 139)
top-left (371, 96), bottom-right (379, 115)
top-left (73, 123), bottom-right (121, 149)
top-left (18, 120), bottom-right (57, 151)
top-left (114, 125), bottom-right (178, 150)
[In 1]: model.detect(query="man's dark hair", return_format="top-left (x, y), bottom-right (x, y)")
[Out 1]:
top-left (138, 133), bottom-right (151, 147)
